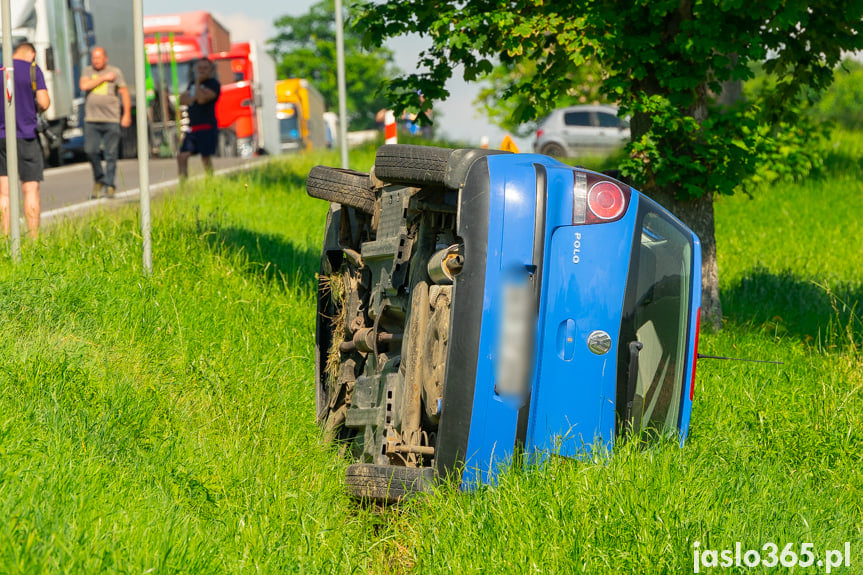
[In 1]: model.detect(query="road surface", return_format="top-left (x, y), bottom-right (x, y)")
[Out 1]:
top-left (40, 155), bottom-right (267, 225)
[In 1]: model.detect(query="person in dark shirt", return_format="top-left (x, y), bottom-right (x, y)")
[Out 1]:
top-left (0, 42), bottom-right (50, 238)
top-left (177, 58), bottom-right (220, 179)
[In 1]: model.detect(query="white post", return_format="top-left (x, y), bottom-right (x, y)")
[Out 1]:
top-left (2, 0), bottom-right (20, 259)
top-left (133, 0), bottom-right (151, 275)
top-left (334, 0), bottom-right (349, 169)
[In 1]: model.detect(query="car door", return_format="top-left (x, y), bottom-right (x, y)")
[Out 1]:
top-left (562, 110), bottom-right (594, 150)
top-left (595, 110), bottom-right (630, 148)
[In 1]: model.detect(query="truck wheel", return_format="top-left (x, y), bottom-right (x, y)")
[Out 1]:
top-left (344, 464), bottom-right (434, 505)
top-left (373, 144), bottom-right (454, 188)
top-left (306, 166), bottom-right (376, 214)
top-left (218, 130), bottom-right (237, 158)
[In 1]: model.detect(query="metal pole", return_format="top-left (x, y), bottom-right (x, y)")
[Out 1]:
top-left (334, 0), bottom-right (349, 169)
top-left (133, 0), bottom-right (151, 275)
top-left (2, 0), bottom-right (20, 259)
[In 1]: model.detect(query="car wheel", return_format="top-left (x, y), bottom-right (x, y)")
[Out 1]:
top-left (540, 143), bottom-right (567, 158)
top-left (344, 463), bottom-right (435, 505)
top-left (315, 205), bottom-right (369, 445)
top-left (306, 166), bottom-right (377, 214)
top-left (373, 144), bottom-right (454, 188)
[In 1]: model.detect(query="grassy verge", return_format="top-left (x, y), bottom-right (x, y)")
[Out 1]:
top-left (0, 141), bottom-right (860, 573)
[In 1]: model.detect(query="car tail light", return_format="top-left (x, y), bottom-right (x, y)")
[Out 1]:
top-left (588, 182), bottom-right (626, 220)
top-left (572, 171), bottom-right (631, 224)
top-left (689, 307), bottom-right (701, 400)
top-left (536, 128), bottom-right (544, 139)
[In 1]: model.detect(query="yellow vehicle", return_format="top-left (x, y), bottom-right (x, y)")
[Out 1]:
top-left (275, 79), bottom-right (327, 151)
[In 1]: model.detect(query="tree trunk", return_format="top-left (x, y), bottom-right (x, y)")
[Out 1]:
top-left (648, 188), bottom-right (722, 331)
top-left (630, 100), bottom-right (723, 331)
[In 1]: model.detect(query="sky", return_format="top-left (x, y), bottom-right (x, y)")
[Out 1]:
top-left (142, 0), bottom-right (531, 150)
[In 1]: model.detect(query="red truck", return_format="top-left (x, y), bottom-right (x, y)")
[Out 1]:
top-left (211, 42), bottom-right (278, 158)
top-left (143, 12), bottom-right (277, 157)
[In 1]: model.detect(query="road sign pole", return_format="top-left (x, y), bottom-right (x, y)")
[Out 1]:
top-left (2, 0), bottom-right (21, 259)
top-left (133, 0), bottom-right (152, 275)
top-left (335, 0), bottom-right (349, 169)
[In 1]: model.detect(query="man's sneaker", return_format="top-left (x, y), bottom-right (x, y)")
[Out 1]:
top-left (105, 186), bottom-right (116, 199)
top-left (90, 183), bottom-right (103, 200)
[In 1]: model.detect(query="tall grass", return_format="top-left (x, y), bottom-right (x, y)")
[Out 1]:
top-left (0, 140), bottom-right (860, 573)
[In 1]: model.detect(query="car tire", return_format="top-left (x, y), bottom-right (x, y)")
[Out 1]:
top-left (344, 463), bottom-right (434, 505)
top-left (314, 205), bottom-right (365, 445)
top-left (307, 166), bottom-right (376, 214)
top-left (540, 143), bottom-right (567, 158)
top-left (373, 144), bottom-right (454, 188)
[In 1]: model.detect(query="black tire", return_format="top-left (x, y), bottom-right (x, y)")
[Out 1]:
top-left (345, 464), bottom-right (435, 505)
top-left (315, 207), bottom-right (340, 424)
top-left (306, 166), bottom-right (376, 214)
top-left (373, 144), bottom-right (454, 188)
top-left (540, 142), bottom-right (567, 158)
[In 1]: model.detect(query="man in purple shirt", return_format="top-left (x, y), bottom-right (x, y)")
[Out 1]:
top-left (0, 42), bottom-right (50, 239)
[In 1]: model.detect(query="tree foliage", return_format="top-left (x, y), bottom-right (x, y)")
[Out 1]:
top-left (269, 0), bottom-right (398, 130)
top-left (476, 59), bottom-right (607, 137)
top-left (811, 59), bottom-right (863, 131)
top-left (358, 0), bottom-right (863, 327)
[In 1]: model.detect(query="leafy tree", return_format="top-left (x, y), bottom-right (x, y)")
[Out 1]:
top-left (811, 59), bottom-right (863, 130)
top-left (269, 0), bottom-right (398, 130)
top-left (476, 60), bottom-right (607, 137)
top-left (358, 0), bottom-right (863, 328)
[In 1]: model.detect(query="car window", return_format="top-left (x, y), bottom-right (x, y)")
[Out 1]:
top-left (563, 111), bottom-right (592, 127)
top-left (597, 112), bottom-right (622, 128)
top-left (617, 201), bottom-right (694, 436)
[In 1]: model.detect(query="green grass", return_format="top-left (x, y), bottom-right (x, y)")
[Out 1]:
top-left (0, 140), bottom-right (861, 573)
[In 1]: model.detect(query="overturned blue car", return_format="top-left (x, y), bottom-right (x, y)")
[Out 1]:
top-left (307, 144), bottom-right (702, 503)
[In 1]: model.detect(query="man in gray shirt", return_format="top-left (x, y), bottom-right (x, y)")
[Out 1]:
top-left (80, 47), bottom-right (131, 199)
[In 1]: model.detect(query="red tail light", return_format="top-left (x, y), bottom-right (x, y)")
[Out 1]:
top-left (689, 307), bottom-right (701, 400)
top-left (536, 128), bottom-right (544, 139)
top-left (588, 182), bottom-right (626, 220)
top-left (572, 171), bottom-right (631, 224)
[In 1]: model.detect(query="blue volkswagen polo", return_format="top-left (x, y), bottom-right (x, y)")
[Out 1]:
top-left (307, 144), bottom-right (701, 503)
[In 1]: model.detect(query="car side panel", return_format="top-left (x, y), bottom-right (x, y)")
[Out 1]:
top-left (678, 233), bottom-right (702, 442)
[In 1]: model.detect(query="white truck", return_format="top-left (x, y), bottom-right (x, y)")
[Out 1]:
top-left (0, 0), bottom-right (136, 165)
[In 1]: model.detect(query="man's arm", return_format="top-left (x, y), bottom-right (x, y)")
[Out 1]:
top-left (194, 80), bottom-right (218, 105)
top-left (35, 88), bottom-right (50, 113)
top-left (118, 85), bottom-right (132, 128)
top-left (79, 71), bottom-right (115, 92)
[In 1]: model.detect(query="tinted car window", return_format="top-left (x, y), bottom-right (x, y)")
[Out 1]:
top-left (597, 112), bottom-right (622, 128)
top-left (617, 201), bottom-right (693, 436)
top-left (564, 111), bottom-right (592, 127)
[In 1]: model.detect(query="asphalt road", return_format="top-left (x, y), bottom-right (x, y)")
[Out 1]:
top-left (40, 155), bottom-right (268, 225)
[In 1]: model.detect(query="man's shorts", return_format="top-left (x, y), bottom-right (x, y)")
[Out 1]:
top-left (179, 127), bottom-right (218, 157)
top-left (0, 138), bottom-right (44, 182)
